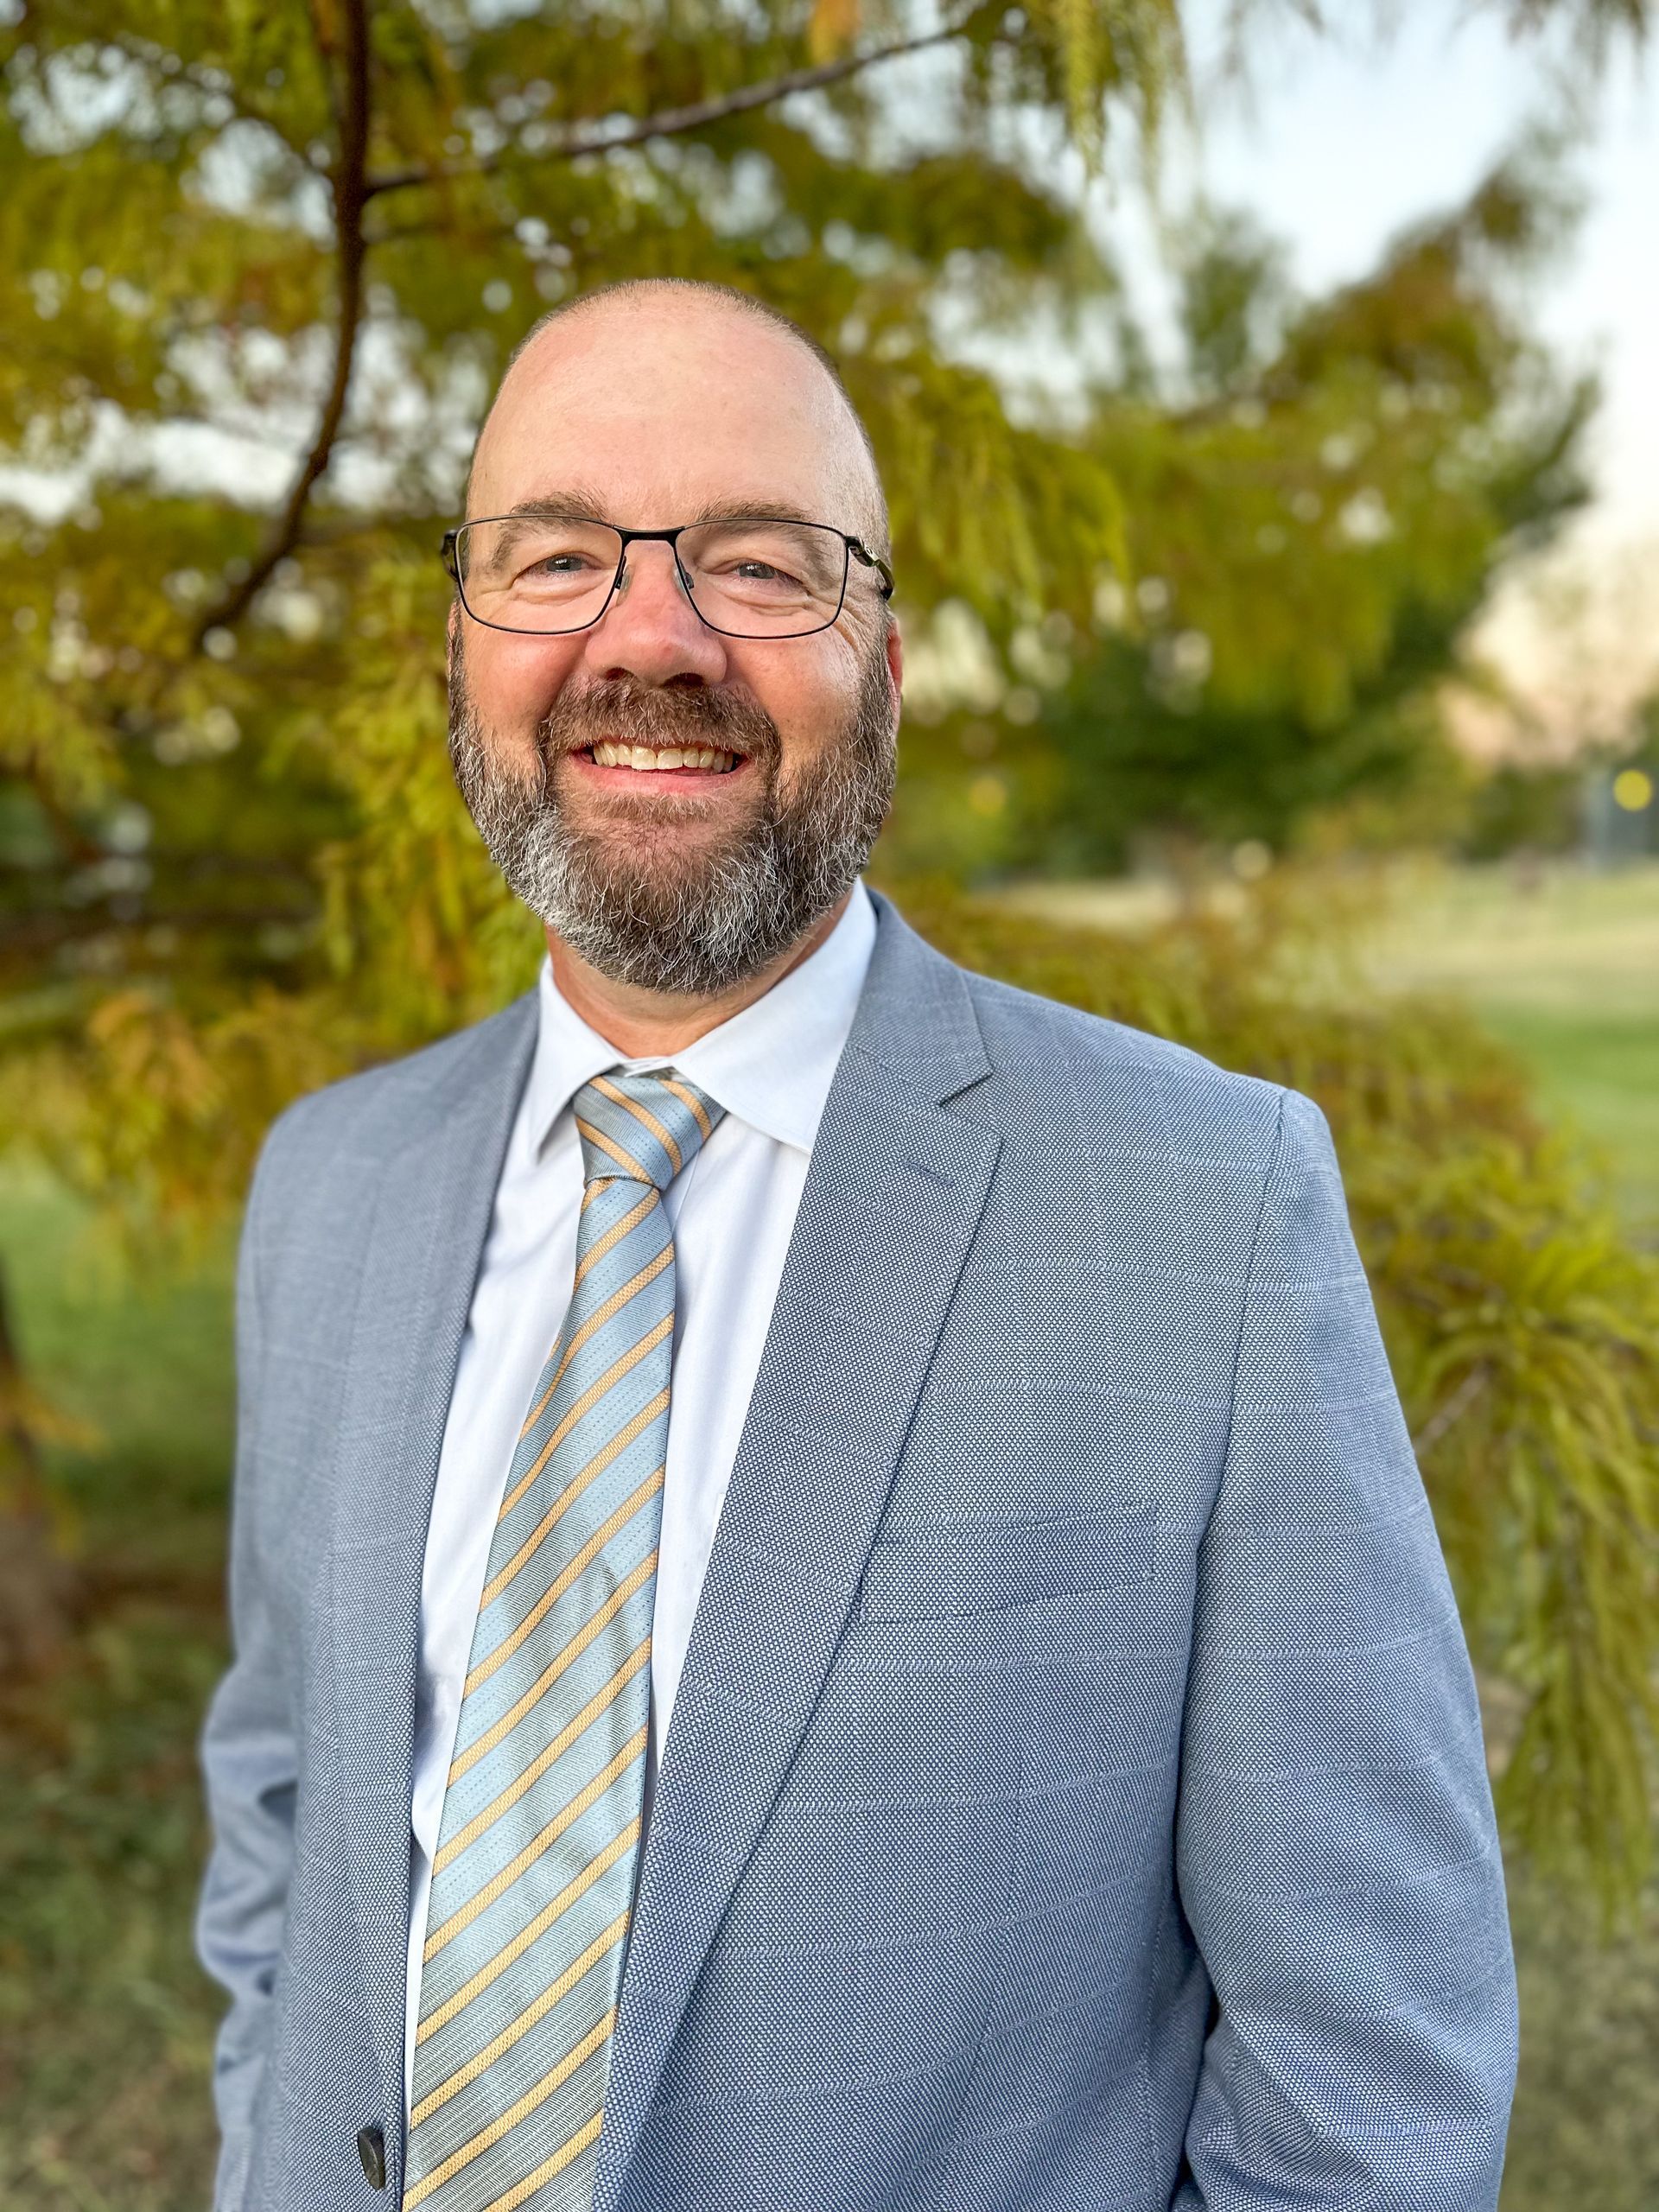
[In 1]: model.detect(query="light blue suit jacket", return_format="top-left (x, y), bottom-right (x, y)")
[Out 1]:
top-left (196, 887), bottom-right (1516, 2212)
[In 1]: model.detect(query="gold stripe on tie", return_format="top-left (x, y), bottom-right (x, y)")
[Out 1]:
top-left (519, 1256), bottom-right (677, 1442)
top-left (499, 1316), bottom-right (674, 1516)
top-left (480, 2111), bottom-right (607, 2212)
top-left (588, 1073), bottom-right (683, 1174)
top-left (657, 1072), bottom-right (714, 1141)
top-left (465, 1454), bottom-right (668, 1696)
top-left (573, 1114), bottom-right (651, 1182)
top-left (482, 1399), bottom-right (670, 1613)
top-left (480, 2111), bottom-right (608, 2212)
top-left (570, 1186), bottom-right (658, 1293)
top-left (425, 1640), bottom-right (653, 1943)
top-left (455, 1548), bottom-right (664, 1787)
top-left (448, 1554), bottom-right (658, 1786)
top-left (416, 1806), bottom-right (643, 2045)
top-left (413, 1901), bottom-right (637, 2124)
top-left (403, 2004), bottom-right (620, 2207)
top-left (477, 1452), bottom-right (665, 1634)
top-left (542, 1243), bottom-right (674, 1400)
top-left (511, 1188), bottom-right (656, 1446)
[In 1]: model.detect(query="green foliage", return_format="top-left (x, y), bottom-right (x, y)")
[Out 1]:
top-left (895, 149), bottom-right (1595, 873)
top-left (0, 0), bottom-right (1171, 1238)
top-left (897, 874), bottom-right (1659, 1908)
top-left (0, 3), bottom-right (1621, 1196)
top-left (0, 1602), bottom-right (226, 2210)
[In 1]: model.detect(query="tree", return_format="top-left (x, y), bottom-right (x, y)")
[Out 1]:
top-left (0, 0), bottom-right (1176, 1652)
top-left (889, 155), bottom-right (1595, 874)
top-left (0, 1), bottom-right (1640, 1200)
top-left (0, 0), bottom-right (1177, 1217)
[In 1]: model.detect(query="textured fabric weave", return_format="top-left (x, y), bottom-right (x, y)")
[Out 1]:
top-left (404, 1069), bottom-right (722, 2212)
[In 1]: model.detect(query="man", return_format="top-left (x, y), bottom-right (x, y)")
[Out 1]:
top-left (196, 277), bottom-right (1517, 2212)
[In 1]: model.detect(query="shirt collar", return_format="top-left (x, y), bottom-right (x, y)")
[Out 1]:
top-left (521, 877), bottom-right (877, 1163)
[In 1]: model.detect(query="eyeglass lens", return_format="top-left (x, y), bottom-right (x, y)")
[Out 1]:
top-left (454, 517), bottom-right (849, 637)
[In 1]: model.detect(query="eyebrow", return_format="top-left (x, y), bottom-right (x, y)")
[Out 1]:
top-left (488, 491), bottom-right (833, 531)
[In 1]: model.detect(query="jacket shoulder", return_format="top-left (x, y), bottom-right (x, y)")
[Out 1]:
top-left (960, 963), bottom-right (1290, 1156)
top-left (248, 991), bottom-right (535, 1222)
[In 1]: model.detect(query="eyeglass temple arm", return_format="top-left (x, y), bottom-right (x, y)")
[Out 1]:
top-left (848, 539), bottom-right (895, 597)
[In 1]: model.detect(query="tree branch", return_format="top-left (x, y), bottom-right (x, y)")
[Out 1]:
top-left (362, 19), bottom-right (976, 200)
top-left (191, 0), bottom-right (372, 646)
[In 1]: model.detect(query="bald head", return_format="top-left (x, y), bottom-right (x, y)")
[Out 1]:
top-left (465, 278), bottom-right (892, 575)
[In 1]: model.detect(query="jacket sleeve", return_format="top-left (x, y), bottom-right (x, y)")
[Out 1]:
top-left (194, 1117), bottom-right (298, 2212)
top-left (1172, 1089), bottom-right (1517, 2212)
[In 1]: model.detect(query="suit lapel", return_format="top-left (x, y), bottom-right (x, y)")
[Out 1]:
top-left (324, 988), bottom-right (538, 2171)
top-left (593, 892), bottom-right (1001, 2211)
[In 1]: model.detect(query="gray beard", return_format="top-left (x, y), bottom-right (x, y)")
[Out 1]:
top-left (447, 639), bottom-right (896, 996)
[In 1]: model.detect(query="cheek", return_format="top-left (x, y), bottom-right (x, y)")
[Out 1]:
top-left (735, 632), bottom-right (869, 757)
top-left (468, 632), bottom-right (587, 726)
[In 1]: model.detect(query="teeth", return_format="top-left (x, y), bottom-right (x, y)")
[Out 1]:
top-left (589, 741), bottom-right (736, 772)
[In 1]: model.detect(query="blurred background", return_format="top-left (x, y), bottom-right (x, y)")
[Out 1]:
top-left (1, 0), bottom-right (1656, 2203)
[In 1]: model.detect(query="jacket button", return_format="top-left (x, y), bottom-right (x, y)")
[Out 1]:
top-left (357, 2126), bottom-right (387, 2190)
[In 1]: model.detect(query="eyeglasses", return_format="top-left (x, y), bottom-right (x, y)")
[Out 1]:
top-left (440, 512), bottom-right (895, 639)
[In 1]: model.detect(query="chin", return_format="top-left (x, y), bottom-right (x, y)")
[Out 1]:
top-left (559, 776), bottom-right (762, 846)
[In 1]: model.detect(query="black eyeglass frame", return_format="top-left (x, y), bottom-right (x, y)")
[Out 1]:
top-left (438, 513), bottom-right (896, 639)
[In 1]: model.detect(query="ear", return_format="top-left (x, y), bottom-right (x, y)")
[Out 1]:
top-left (885, 613), bottom-right (903, 719)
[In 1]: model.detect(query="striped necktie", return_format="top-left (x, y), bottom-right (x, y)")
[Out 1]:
top-left (405, 1065), bottom-right (724, 2212)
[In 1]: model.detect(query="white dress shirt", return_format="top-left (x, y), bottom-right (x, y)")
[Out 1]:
top-left (403, 878), bottom-right (877, 2113)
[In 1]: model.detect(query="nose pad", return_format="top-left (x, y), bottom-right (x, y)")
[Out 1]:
top-left (613, 544), bottom-right (697, 604)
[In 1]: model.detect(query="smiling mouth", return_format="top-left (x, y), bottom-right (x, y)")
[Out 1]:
top-left (581, 741), bottom-right (742, 774)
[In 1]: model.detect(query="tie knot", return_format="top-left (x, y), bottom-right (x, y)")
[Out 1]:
top-left (572, 1067), bottom-right (724, 1192)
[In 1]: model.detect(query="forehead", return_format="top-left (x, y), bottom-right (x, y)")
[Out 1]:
top-left (470, 302), bottom-right (865, 528)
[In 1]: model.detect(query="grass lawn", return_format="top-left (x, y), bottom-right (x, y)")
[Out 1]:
top-left (1363, 857), bottom-right (1659, 1236)
top-left (2, 863), bottom-right (1656, 2207)
top-left (0, 1165), bottom-right (231, 2212)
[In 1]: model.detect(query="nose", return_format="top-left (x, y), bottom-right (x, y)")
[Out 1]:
top-left (579, 537), bottom-right (729, 689)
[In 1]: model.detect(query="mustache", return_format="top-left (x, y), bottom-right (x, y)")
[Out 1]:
top-left (536, 677), bottom-right (781, 765)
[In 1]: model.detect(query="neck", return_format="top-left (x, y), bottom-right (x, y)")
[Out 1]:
top-left (544, 887), bottom-right (855, 1058)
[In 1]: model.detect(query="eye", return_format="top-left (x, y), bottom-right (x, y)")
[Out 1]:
top-left (522, 547), bottom-right (606, 578)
